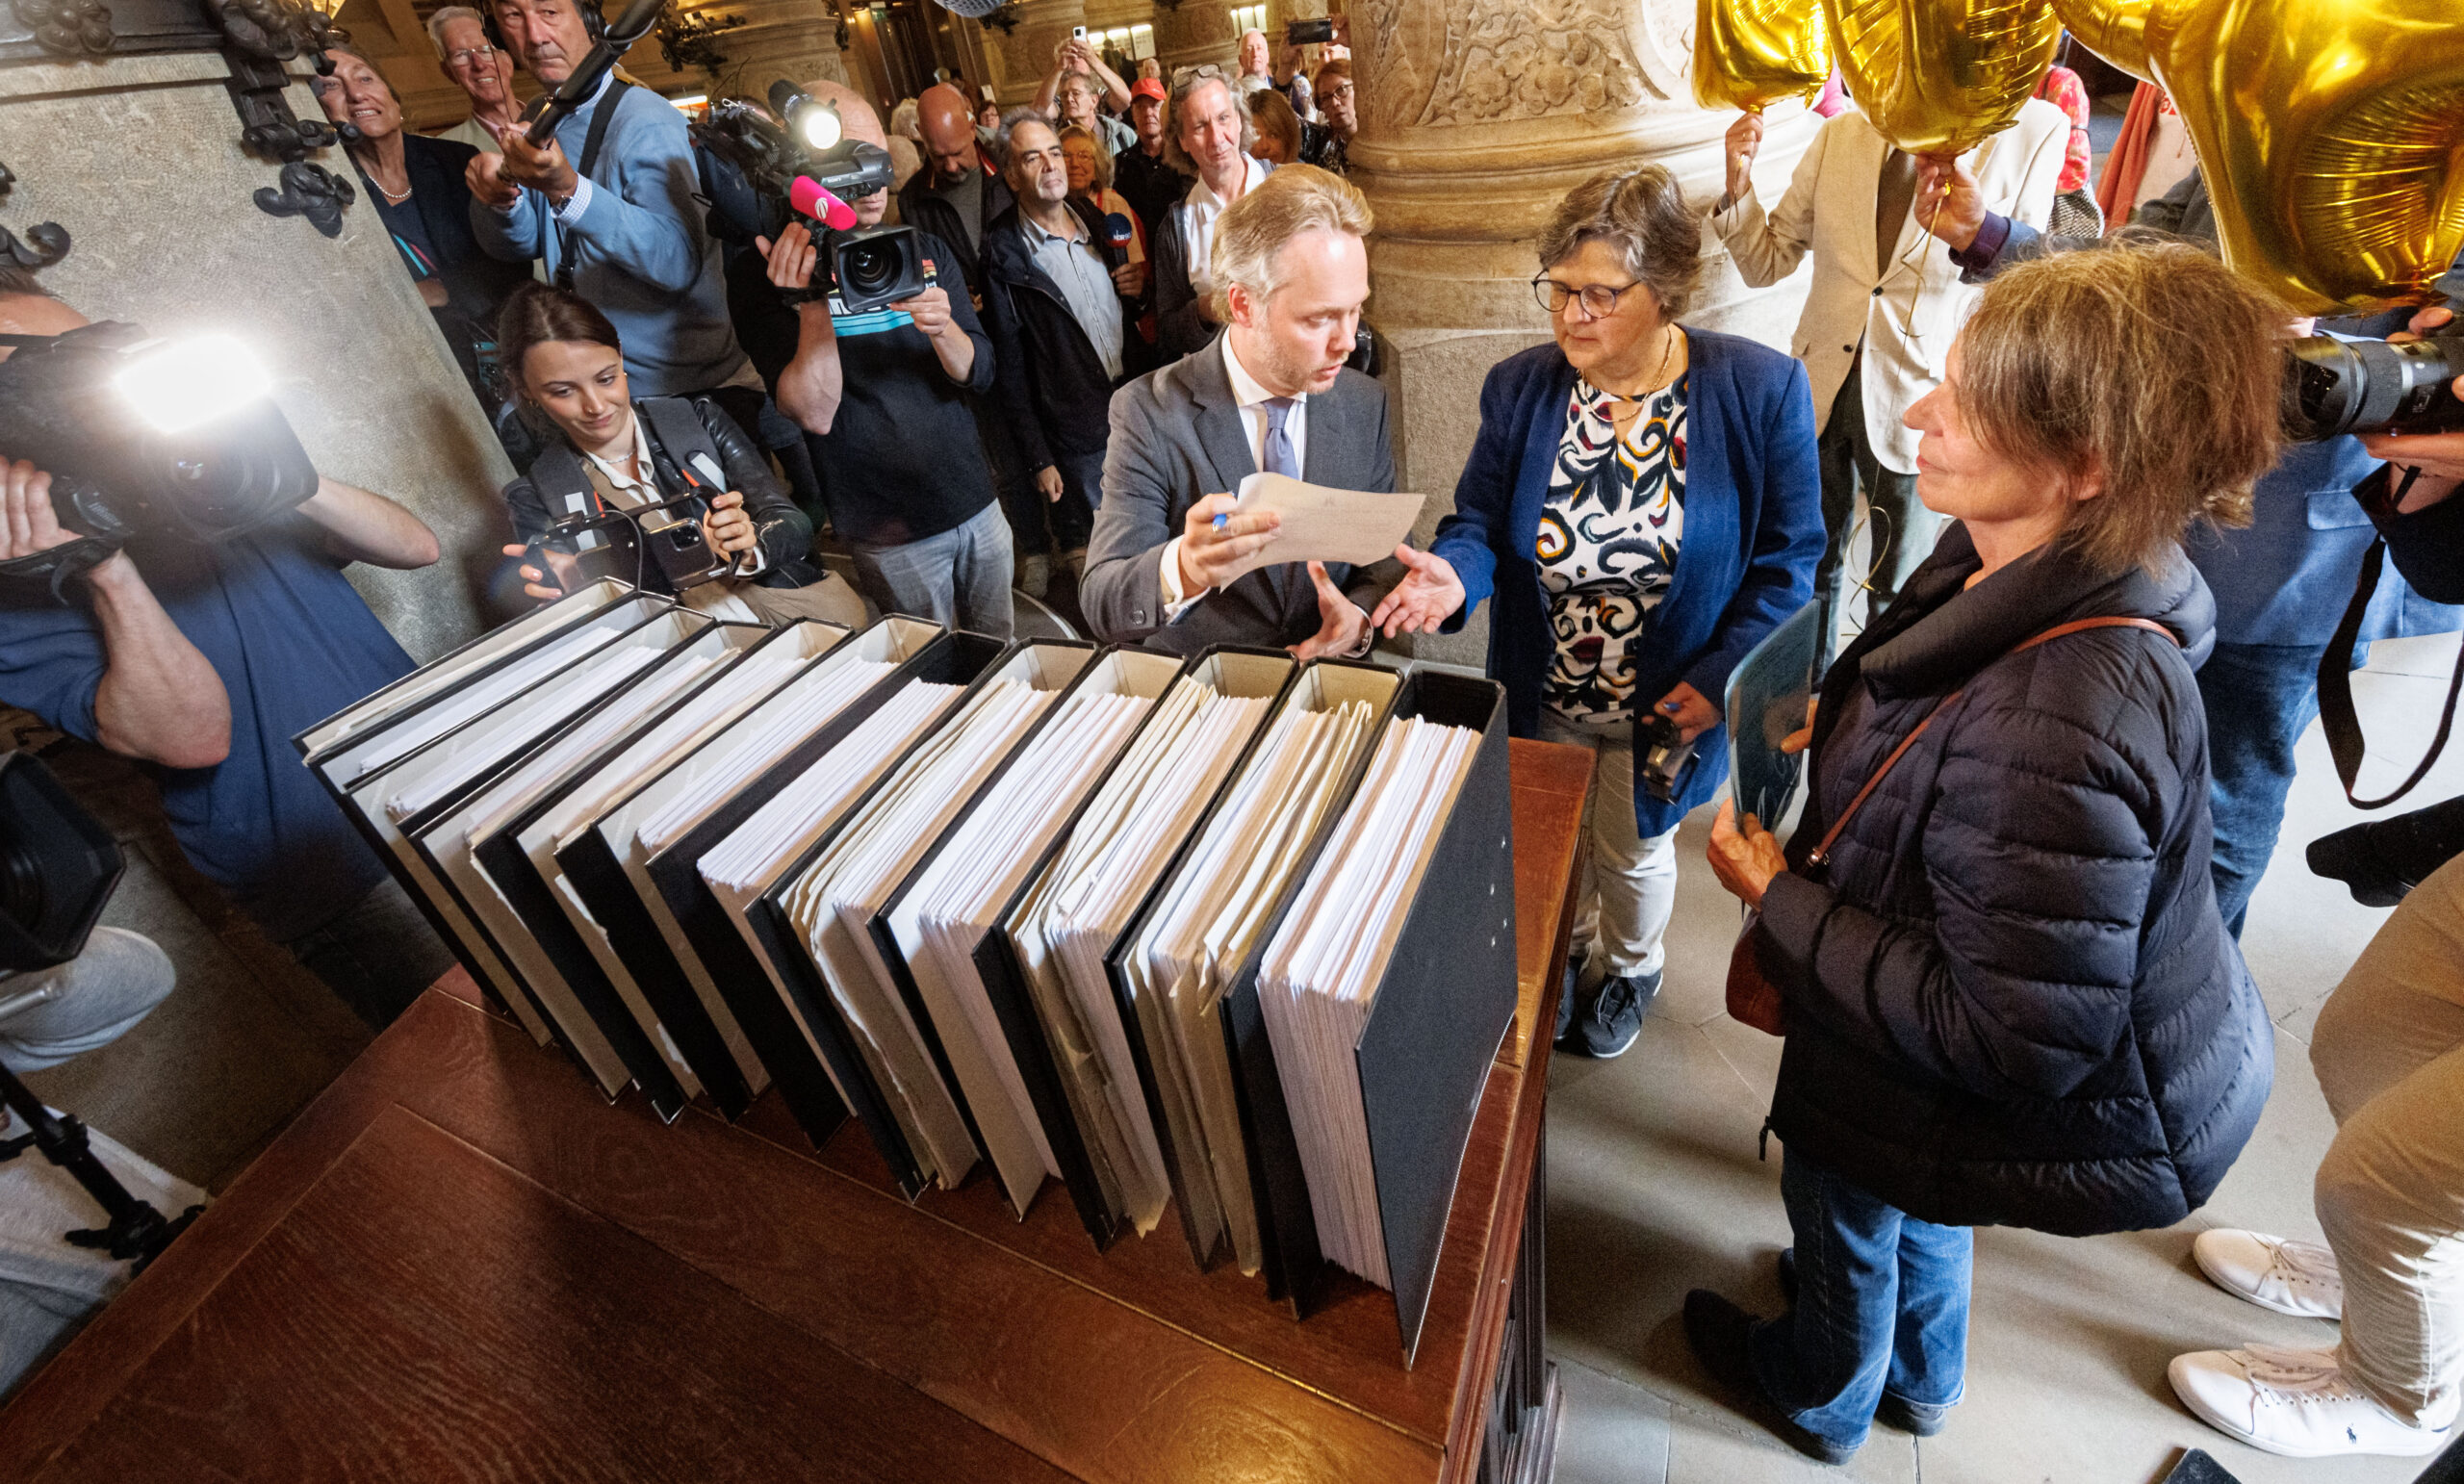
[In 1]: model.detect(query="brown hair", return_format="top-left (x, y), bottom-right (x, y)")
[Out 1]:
top-left (1314, 57), bottom-right (1351, 91)
top-left (1954, 234), bottom-right (2284, 574)
top-left (1056, 122), bottom-right (1115, 195)
top-left (1536, 165), bottom-right (1702, 322)
top-left (1209, 162), bottom-right (1372, 321)
top-left (1162, 65), bottom-right (1250, 177)
top-left (1247, 87), bottom-right (1302, 164)
top-left (496, 281), bottom-right (622, 396)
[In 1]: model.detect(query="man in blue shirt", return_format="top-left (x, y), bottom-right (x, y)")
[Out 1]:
top-left (0, 284), bottom-right (452, 1027)
top-left (464, 0), bottom-right (764, 429)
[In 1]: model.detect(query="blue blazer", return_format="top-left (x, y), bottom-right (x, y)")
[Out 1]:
top-left (1430, 330), bottom-right (1825, 836)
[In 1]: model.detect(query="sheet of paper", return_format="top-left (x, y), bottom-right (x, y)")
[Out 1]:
top-left (1216, 473), bottom-right (1424, 584)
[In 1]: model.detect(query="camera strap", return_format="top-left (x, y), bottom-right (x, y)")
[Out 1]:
top-left (550, 79), bottom-right (631, 292)
top-left (2316, 530), bottom-right (2464, 810)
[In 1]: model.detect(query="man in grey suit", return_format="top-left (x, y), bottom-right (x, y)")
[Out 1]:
top-left (1084, 164), bottom-right (1440, 656)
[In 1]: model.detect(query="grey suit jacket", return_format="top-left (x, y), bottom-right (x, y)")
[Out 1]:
top-left (1084, 332), bottom-right (1402, 654)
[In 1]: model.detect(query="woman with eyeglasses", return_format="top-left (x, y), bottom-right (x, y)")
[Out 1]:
top-left (1369, 166), bottom-right (1824, 1058)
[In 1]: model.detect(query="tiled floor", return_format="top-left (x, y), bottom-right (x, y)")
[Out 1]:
top-left (1545, 632), bottom-right (2464, 1484)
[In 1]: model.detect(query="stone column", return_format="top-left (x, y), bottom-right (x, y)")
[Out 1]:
top-left (1151, 0), bottom-right (1236, 76)
top-left (0, 48), bottom-right (517, 661)
top-left (990, 0), bottom-right (1083, 106)
top-left (1347, 0), bottom-right (1817, 663)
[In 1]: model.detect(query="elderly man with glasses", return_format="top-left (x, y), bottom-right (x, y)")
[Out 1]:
top-left (426, 5), bottom-right (521, 151)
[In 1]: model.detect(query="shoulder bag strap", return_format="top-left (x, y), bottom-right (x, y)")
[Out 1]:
top-left (551, 79), bottom-right (632, 291)
top-left (1803, 616), bottom-right (2177, 869)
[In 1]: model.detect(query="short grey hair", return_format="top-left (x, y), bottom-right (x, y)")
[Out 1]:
top-left (426, 4), bottom-right (486, 58)
top-left (1209, 163), bottom-right (1373, 320)
top-left (1536, 165), bottom-right (1703, 322)
top-left (1162, 66), bottom-right (1252, 177)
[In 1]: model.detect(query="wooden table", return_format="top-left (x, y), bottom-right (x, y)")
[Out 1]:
top-left (0, 740), bottom-right (1593, 1483)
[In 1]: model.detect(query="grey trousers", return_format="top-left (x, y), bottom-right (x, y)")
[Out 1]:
top-left (847, 500), bottom-right (1016, 640)
top-left (0, 928), bottom-right (174, 1075)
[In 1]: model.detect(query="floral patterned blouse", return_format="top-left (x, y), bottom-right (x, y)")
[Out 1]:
top-left (1536, 373), bottom-right (1687, 723)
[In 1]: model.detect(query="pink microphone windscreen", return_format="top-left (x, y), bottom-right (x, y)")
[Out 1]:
top-left (789, 176), bottom-right (858, 231)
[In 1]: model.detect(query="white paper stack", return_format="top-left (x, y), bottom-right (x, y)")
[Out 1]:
top-left (584, 652), bottom-right (902, 1091)
top-left (886, 686), bottom-right (1156, 1214)
top-left (697, 678), bottom-right (969, 1103)
top-left (1255, 714), bottom-right (1480, 1288)
top-left (783, 678), bottom-right (1056, 1190)
top-left (1123, 698), bottom-right (1377, 1273)
top-left (494, 639), bottom-right (822, 1095)
top-left (1009, 681), bottom-right (1273, 1238)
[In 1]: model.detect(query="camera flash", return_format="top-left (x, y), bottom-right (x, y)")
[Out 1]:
top-left (797, 103), bottom-right (842, 152)
top-left (115, 335), bottom-right (273, 435)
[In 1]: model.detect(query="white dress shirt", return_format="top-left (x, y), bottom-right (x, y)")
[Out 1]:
top-left (1179, 155), bottom-right (1270, 301)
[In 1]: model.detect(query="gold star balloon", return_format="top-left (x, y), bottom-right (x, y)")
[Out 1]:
top-left (1822, 0), bottom-right (2065, 155)
top-left (1694, 0), bottom-right (1834, 114)
top-left (2056, 0), bottom-right (2464, 314)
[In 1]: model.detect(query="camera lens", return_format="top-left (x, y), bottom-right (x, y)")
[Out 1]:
top-left (0, 833), bottom-right (45, 935)
top-left (839, 240), bottom-right (897, 297)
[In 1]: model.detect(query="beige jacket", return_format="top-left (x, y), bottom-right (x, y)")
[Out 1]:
top-left (1709, 101), bottom-right (2069, 473)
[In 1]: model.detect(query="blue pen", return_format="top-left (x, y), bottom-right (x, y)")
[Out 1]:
top-left (1213, 511), bottom-right (1230, 530)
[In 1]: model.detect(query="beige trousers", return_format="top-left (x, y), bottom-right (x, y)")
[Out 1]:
top-left (735, 574), bottom-right (872, 630)
top-left (2310, 851), bottom-right (2464, 1426)
top-left (1534, 710), bottom-right (1681, 981)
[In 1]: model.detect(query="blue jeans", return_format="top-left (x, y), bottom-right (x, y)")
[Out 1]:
top-left (847, 500), bottom-right (1016, 640)
top-left (2198, 639), bottom-right (2331, 938)
top-left (1750, 1149), bottom-right (1973, 1450)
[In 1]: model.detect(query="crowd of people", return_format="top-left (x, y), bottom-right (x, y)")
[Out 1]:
top-left (2, 2), bottom-right (2462, 1469)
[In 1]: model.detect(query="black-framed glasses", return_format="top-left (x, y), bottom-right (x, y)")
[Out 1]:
top-left (1532, 276), bottom-right (1646, 320)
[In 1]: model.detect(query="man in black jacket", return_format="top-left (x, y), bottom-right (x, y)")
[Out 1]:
top-left (898, 83), bottom-right (1014, 261)
top-left (982, 116), bottom-right (1150, 580)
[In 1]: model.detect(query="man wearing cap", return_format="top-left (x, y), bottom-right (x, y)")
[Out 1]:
top-left (1113, 76), bottom-right (1191, 242)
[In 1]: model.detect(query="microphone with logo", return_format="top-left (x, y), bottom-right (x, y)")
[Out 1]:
top-left (1102, 212), bottom-right (1137, 295)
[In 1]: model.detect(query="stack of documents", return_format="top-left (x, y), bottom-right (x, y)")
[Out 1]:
top-left (696, 678), bottom-right (968, 1116)
top-left (1008, 675), bottom-right (1276, 1239)
top-left (492, 626), bottom-right (839, 1108)
top-left (1256, 714), bottom-right (1481, 1289)
top-left (1124, 696), bottom-right (1377, 1273)
top-left (888, 677), bottom-right (1159, 1215)
top-left (783, 678), bottom-right (1057, 1191)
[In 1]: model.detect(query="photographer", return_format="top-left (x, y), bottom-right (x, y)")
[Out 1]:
top-left (0, 282), bottom-right (451, 1031)
top-left (464, 0), bottom-right (761, 421)
top-left (492, 283), bottom-right (860, 627)
top-left (759, 94), bottom-right (1014, 640)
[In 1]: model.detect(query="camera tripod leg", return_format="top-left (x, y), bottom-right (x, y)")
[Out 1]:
top-left (0, 1060), bottom-right (193, 1270)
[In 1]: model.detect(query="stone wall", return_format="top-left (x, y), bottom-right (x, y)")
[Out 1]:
top-left (0, 52), bottom-right (518, 660)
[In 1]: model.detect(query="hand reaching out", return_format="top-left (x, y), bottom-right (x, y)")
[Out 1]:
top-left (1289, 560), bottom-right (1369, 659)
top-left (1367, 545), bottom-right (1463, 636)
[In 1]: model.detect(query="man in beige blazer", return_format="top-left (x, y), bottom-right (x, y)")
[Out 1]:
top-left (1710, 99), bottom-right (2068, 655)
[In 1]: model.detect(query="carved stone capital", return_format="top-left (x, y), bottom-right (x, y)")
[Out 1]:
top-left (12, 0), bottom-right (114, 57)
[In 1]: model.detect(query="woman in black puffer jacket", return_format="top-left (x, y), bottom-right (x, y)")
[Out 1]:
top-left (1685, 240), bottom-right (2280, 1465)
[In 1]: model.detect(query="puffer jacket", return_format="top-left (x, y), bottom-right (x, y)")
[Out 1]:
top-left (1755, 523), bottom-right (2272, 1236)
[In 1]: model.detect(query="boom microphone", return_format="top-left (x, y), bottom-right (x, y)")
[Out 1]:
top-left (789, 176), bottom-right (860, 232)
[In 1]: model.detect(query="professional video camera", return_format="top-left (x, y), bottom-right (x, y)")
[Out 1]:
top-left (2283, 325), bottom-right (2464, 441)
top-left (693, 81), bottom-right (931, 317)
top-left (0, 322), bottom-right (319, 592)
top-left (0, 752), bottom-right (199, 1268)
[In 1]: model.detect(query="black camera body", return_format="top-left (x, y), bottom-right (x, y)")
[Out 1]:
top-left (2284, 328), bottom-right (2464, 442)
top-left (1637, 711), bottom-right (1700, 805)
top-left (0, 321), bottom-right (320, 557)
top-left (693, 87), bottom-right (931, 317)
top-left (1286, 17), bottom-right (1336, 43)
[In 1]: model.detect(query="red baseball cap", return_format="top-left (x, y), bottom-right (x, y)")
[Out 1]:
top-left (1129, 78), bottom-right (1168, 103)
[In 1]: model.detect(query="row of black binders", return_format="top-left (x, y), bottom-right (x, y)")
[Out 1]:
top-left (299, 579), bottom-right (1519, 1362)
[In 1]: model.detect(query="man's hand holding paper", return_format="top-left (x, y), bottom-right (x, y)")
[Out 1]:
top-left (1202, 473), bottom-right (1424, 587)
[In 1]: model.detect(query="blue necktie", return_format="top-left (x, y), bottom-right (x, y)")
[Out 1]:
top-left (1262, 397), bottom-right (1298, 479)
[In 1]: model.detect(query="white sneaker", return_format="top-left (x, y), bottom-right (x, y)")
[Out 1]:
top-left (2193, 1229), bottom-right (2344, 1318)
top-left (2169, 1343), bottom-right (2454, 1457)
